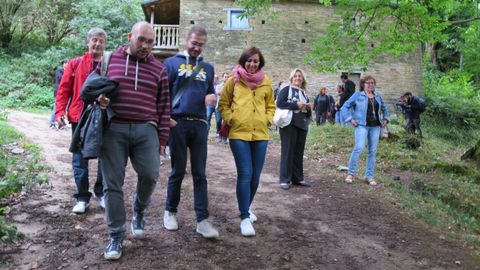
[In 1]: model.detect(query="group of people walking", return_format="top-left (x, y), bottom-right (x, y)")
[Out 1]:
top-left (54, 21), bottom-right (397, 260)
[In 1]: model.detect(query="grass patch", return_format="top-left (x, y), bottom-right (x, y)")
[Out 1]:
top-left (0, 111), bottom-right (49, 243)
top-left (298, 120), bottom-right (480, 250)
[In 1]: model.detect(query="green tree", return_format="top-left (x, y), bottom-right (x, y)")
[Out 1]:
top-left (237, 0), bottom-right (480, 73)
top-left (69, 0), bottom-right (144, 52)
top-left (0, 0), bottom-right (35, 48)
top-left (36, 0), bottom-right (77, 45)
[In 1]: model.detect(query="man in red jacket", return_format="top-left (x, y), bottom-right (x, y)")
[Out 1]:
top-left (55, 27), bottom-right (107, 214)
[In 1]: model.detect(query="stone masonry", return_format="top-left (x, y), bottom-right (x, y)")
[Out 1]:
top-left (177, 0), bottom-right (423, 106)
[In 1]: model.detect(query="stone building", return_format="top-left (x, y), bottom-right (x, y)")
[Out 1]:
top-left (141, 0), bottom-right (423, 104)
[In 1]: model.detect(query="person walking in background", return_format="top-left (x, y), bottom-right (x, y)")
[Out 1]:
top-left (163, 26), bottom-right (219, 239)
top-left (55, 27), bottom-right (107, 214)
top-left (340, 73), bottom-right (356, 99)
top-left (334, 84), bottom-right (345, 124)
top-left (273, 80), bottom-right (285, 101)
top-left (276, 68), bottom-right (312, 190)
top-left (50, 59), bottom-right (67, 129)
top-left (341, 75), bottom-right (390, 186)
top-left (215, 72), bottom-right (229, 144)
top-left (313, 86), bottom-right (333, 126)
top-left (206, 75), bottom-right (219, 132)
top-left (99, 21), bottom-right (170, 260)
top-left (218, 46), bottom-right (275, 237)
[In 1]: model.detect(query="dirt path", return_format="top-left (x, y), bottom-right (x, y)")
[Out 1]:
top-left (2, 110), bottom-right (479, 270)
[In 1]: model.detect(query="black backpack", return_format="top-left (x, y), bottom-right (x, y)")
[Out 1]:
top-left (416, 97), bottom-right (426, 113)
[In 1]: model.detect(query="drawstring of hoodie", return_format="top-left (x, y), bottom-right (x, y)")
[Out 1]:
top-left (124, 54), bottom-right (139, 91)
top-left (183, 50), bottom-right (199, 78)
top-left (125, 55), bottom-right (129, 76)
top-left (135, 60), bottom-right (139, 91)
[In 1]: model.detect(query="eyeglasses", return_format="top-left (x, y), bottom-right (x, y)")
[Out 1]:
top-left (136, 36), bottom-right (155, 46)
top-left (365, 81), bottom-right (376, 85)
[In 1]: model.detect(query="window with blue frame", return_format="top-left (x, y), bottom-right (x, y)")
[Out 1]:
top-left (224, 8), bottom-right (250, 30)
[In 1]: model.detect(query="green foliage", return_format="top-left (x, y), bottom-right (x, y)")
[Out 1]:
top-left (238, 0), bottom-right (480, 76)
top-left (0, 214), bottom-right (23, 244)
top-left (461, 21), bottom-right (480, 81)
top-left (303, 105), bottom-right (480, 246)
top-left (424, 68), bottom-right (480, 130)
top-left (0, 115), bottom-right (48, 200)
top-left (0, 47), bottom-right (71, 109)
top-left (0, 113), bottom-right (47, 243)
top-left (69, 0), bottom-right (144, 52)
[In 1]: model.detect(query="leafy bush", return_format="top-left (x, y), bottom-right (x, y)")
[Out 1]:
top-left (0, 113), bottom-right (48, 243)
top-left (424, 68), bottom-right (480, 130)
top-left (0, 47), bottom-right (68, 109)
top-left (0, 214), bottom-right (23, 244)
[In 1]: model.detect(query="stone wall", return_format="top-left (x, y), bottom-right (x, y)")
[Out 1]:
top-left (178, 0), bottom-right (423, 105)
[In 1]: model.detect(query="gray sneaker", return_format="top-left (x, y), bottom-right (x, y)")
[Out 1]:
top-left (196, 219), bottom-right (219, 238)
top-left (131, 213), bottom-right (145, 237)
top-left (104, 237), bottom-right (123, 260)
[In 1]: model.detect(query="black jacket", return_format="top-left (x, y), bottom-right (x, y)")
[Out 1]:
top-left (313, 94), bottom-right (335, 114)
top-left (69, 73), bottom-right (118, 159)
top-left (339, 79), bottom-right (356, 107)
top-left (403, 96), bottom-right (424, 120)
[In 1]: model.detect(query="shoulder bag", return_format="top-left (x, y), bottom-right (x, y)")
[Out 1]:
top-left (273, 86), bottom-right (293, 128)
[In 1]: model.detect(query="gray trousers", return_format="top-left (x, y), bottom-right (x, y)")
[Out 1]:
top-left (100, 123), bottom-right (160, 238)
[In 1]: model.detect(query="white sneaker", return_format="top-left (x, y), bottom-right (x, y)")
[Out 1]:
top-left (249, 209), bottom-right (257, 223)
top-left (196, 219), bottom-right (219, 238)
top-left (163, 211), bottom-right (179, 231)
top-left (72, 201), bottom-right (88, 214)
top-left (240, 218), bottom-right (255, 237)
top-left (98, 196), bottom-right (105, 209)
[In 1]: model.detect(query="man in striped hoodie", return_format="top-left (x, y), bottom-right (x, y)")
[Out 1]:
top-left (98, 21), bottom-right (170, 260)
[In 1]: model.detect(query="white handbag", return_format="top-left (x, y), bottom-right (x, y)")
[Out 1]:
top-left (274, 86), bottom-right (293, 128)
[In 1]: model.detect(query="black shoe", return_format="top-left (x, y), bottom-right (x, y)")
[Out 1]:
top-left (292, 181), bottom-right (311, 187)
top-left (131, 213), bottom-right (145, 237)
top-left (104, 237), bottom-right (123, 260)
top-left (280, 183), bottom-right (290, 190)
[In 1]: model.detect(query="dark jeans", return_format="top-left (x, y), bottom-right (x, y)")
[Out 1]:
top-left (229, 139), bottom-right (268, 219)
top-left (215, 109), bottom-right (227, 142)
top-left (71, 122), bottom-right (103, 203)
top-left (166, 119), bottom-right (209, 222)
top-left (279, 124), bottom-right (307, 184)
top-left (215, 109), bottom-right (222, 134)
top-left (315, 111), bottom-right (327, 125)
top-left (406, 117), bottom-right (422, 138)
top-left (100, 123), bottom-right (160, 238)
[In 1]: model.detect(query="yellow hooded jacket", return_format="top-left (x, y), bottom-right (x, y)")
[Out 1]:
top-left (218, 76), bottom-right (276, 141)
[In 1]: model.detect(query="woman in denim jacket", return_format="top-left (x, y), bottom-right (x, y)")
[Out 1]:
top-left (341, 75), bottom-right (390, 186)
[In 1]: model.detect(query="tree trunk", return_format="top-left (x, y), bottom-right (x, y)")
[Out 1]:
top-left (425, 42), bottom-right (440, 70)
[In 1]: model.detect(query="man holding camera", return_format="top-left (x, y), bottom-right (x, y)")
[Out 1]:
top-left (396, 92), bottom-right (425, 138)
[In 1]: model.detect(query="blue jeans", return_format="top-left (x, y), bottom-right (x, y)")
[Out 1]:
top-left (229, 139), bottom-right (268, 220)
top-left (50, 103), bottom-right (56, 125)
top-left (166, 119), bottom-right (209, 222)
top-left (215, 109), bottom-right (222, 134)
top-left (348, 125), bottom-right (381, 179)
top-left (71, 123), bottom-right (104, 203)
top-left (206, 106), bottom-right (215, 132)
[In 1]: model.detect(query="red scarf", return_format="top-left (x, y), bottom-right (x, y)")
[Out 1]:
top-left (232, 64), bottom-right (265, 90)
